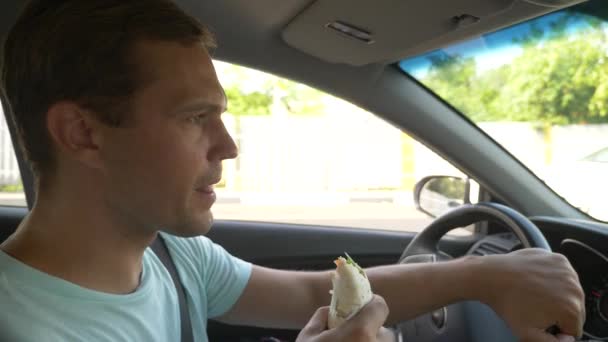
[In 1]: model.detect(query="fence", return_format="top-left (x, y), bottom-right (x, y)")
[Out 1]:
top-left (479, 122), bottom-right (608, 173)
top-left (222, 110), bottom-right (608, 194)
top-left (1, 105), bottom-right (607, 193)
top-left (222, 109), bottom-right (406, 193)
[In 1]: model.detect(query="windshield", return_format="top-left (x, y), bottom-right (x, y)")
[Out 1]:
top-left (399, 0), bottom-right (608, 222)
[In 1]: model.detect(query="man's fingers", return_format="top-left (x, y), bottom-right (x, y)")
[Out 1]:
top-left (555, 308), bottom-right (584, 338)
top-left (350, 295), bottom-right (389, 327)
top-left (556, 334), bottom-right (576, 342)
top-left (377, 327), bottom-right (397, 342)
top-left (522, 331), bottom-right (576, 342)
top-left (300, 307), bottom-right (330, 335)
top-left (337, 295), bottom-right (389, 338)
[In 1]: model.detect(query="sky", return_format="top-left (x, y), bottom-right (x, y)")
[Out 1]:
top-left (399, 10), bottom-right (592, 78)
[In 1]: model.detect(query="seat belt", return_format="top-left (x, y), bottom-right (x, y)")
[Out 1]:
top-left (151, 235), bottom-right (194, 342)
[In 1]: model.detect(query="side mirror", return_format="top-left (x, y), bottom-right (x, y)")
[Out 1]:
top-left (414, 176), bottom-right (470, 218)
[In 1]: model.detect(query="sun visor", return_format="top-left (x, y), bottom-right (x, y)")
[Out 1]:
top-left (282, 0), bottom-right (586, 66)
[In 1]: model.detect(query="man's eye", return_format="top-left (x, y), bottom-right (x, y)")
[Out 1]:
top-left (189, 114), bottom-right (208, 124)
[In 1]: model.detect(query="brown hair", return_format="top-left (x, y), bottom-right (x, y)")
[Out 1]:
top-left (0, 0), bottom-right (215, 178)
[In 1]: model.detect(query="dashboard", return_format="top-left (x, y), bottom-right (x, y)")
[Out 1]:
top-left (561, 239), bottom-right (608, 340)
top-left (530, 217), bottom-right (608, 341)
top-left (468, 232), bottom-right (608, 340)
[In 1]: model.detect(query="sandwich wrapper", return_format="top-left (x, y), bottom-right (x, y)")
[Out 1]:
top-left (328, 254), bottom-right (373, 329)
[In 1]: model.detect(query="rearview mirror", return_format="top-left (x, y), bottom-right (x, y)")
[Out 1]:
top-left (414, 176), bottom-right (469, 218)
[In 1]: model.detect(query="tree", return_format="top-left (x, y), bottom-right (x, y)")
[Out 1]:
top-left (216, 61), bottom-right (327, 116)
top-left (225, 86), bottom-right (272, 116)
top-left (423, 53), bottom-right (484, 116)
top-left (420, 23), bottom-right (608, 125)
top-left (499, 28), bottom-right (608, 124)
top-left (271, 78), bottom-right (326, 116)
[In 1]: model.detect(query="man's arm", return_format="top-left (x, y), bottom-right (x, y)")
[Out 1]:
top-left (218, 249), bottom-right (584, 339)
top-left (217, 265), bottom-right (331, 329)
top-left (218, 256), bottom-right (481, 328)
top-left (370, 250), bottom-right (585, 337)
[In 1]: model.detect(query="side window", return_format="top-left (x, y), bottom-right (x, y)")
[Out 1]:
top-left (0, 102), bottom-right (25, 207)
top-left (213, 61), bottom-right (469, 234)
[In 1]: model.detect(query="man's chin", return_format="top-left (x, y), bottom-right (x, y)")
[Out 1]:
top-left (165, 211), bottom-right (214, 237)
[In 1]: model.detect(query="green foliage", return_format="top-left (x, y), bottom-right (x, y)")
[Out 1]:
top-left (0, 182), bottom-right (23, 193)
top-left (225, 86), bottom-right (272, 116)
top-left (421, 23), bottom-right (608, 125)
top-left (218, 62), bottom-right (326, 116)
top-left (272, 78), bottom-right (326, 116)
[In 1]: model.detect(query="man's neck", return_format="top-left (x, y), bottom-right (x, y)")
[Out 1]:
top-left (0, 190), bottom-right (156, 295)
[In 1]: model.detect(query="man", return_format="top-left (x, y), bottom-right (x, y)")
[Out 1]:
top-left (0, 1), bottom-right (584, 341)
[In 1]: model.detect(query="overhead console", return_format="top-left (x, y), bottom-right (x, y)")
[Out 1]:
top-left (282, 0), bottom-right (587, 65)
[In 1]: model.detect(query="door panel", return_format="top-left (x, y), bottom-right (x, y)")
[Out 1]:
top-left (208, 220), bottom-right (479, 268)
top-left (0, 206), bottom-right (27, 243)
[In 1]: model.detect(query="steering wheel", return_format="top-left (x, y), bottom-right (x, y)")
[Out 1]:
top-left (394, 202), bottom-right (551, 342)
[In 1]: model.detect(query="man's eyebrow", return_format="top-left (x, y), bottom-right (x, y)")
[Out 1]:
top-left (174, 100), bottom-right (227, 115)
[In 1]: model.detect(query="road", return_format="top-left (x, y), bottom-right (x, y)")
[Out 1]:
top-left (0, 193), bottom-right (26, 207)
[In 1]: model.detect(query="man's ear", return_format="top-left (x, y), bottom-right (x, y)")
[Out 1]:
top-left (46, 102), bottom-right (105, 170)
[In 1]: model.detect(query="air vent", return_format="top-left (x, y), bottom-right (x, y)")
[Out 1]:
top-left (471, 242), bottom-right (510, 256)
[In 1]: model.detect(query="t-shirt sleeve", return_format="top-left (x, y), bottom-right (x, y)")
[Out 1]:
top-left (200, 239), bottom-right (252, 318)
top-left (161, 233), bottom-right (253, 319)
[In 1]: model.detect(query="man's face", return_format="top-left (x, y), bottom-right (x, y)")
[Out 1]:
top-left (98, 40), bottom-right (237, 237)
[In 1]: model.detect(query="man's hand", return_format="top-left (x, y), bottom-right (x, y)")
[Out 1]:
top-left (296, 295), bottom-right (395, 342)
top-left (479, 249), bottom-right (585, 341)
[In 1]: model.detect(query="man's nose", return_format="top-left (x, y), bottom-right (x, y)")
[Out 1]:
top-left (209, 118), bottom-right (238, 161)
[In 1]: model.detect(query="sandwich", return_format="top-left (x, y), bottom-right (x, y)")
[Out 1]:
top-left (328, 253), bottom-right (373, 328)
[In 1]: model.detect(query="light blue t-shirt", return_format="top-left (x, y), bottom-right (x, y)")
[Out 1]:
top-left (0, 233), bottom-right (252, 341)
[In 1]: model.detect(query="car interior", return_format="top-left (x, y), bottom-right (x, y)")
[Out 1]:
top-left (1, 0), bottom-right (608, 341)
